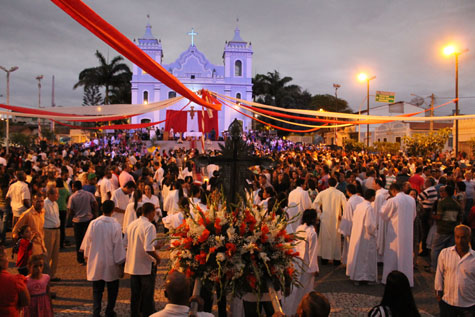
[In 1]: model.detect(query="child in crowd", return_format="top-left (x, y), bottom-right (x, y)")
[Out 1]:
top-left (23, 255), bottom-right (53, 317)
top-left (14, 225), bottom-right (33, 276)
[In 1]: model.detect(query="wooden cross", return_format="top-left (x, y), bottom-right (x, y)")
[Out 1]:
top-left (195, 119), bottom-right (273, 207)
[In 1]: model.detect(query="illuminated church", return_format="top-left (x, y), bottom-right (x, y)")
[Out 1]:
top-left (130, 22), bottom-right (253, 134)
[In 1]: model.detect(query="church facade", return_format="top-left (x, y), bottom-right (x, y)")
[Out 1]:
top-left (131, 23), bottom-right (253, 134)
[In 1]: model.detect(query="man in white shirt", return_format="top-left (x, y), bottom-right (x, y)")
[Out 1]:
top-left (435, 225), bottom-right (475, 316)
top-left (111, 181), bottom-right (135, 229)
top-left (6, 171), bottom-right (31, 226)
top-left (81, 200), bottom-right (126, 317)
top-left (44, 187), bottom-right (61, 281)
top-left (151, 271), bottom-right (213, 317)
top-left (125, 203), bottom-right (160, 317)
top-left (99, 169), bottom-right (113, 203)
top-left (287, 178), bottom-right (312, 233)
top-left (313, 177), bottom-right (347, 265)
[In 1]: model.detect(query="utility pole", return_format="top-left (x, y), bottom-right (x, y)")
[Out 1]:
top-left (0, 66), bottom-right (19, 155)
top-left (36, 75), bottom-right (43, 138)
top-left (430, 94), bottom-right (434, 132)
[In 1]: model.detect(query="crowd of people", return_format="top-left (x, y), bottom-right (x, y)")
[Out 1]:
top-left (0, 133), bottom-right (474, 316)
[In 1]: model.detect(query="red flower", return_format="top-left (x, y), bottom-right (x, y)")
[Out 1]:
top-left (198, 229), bottom-right (210, 243)
top-left (285, 267), bottom-right (295, 277)
top-left (214, 218), bottom-right (222, 234)
top-left (185, 267), bottom-right (194, 277)
top-left (239, 222), bottom-right (247, 235)
top-left (277, 229), bottom-right (287, 238)
top-left (195, 251), bottom-right (207, 265)
top-left (183, 237), bottom-right (193, 249)
top-left (172, 240), bottom-right (181, 247)
top-left (261, 224), bottom-right (269, 235)
top-left (225, 243), bottom-right (237, 256)
top-left (209, 247), bottom-right (217, 254)
top-left (247, 274), bottom-right (257, 288)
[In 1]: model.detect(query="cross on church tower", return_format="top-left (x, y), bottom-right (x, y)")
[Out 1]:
top-left (187, 28), bottom-right (198, 46)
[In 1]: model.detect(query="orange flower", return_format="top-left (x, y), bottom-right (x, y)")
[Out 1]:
top-left (195, 251), bottom-right (207, 265)
top-left (285, 267), bottom-right (295, 277)
top-left (172, 240), bottom-right (181, 247)
top-left (209, 247), bottom-right (217, 254)
top-left (183, 237), bottom-right (193, 249)
top-left (225, 243), bottom-right (237, 256)
top-left (198, 229), bottom-right (210, 243)
top-left (214, 218), bottom-right (222, 234)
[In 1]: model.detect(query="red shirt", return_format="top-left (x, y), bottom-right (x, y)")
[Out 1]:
top-left (0, 271), bottom-right (26, 317)
top-left (16, 239), bottom-right (32, 268)
top-left (409, 174), bottom-right (424, 193)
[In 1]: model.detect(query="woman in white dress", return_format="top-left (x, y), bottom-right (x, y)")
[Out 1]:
top-left (123, 189), bottom-right (142, 233)
top-left (283, 208), bottom-right (319, 316)
top-left (142, 183), bottom-right (161, 217)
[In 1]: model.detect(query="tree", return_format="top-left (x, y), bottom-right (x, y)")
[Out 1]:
top-left (310, 94), bottom-right (352, 113)
top-left (82, 85), bottom-right (103, 106)
top-left (74, 50), bottom-right (132, 104)
top-left (403, 128), bottom-right (451, 157)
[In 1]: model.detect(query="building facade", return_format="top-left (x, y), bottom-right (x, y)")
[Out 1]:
top-left (131, 23), bottom-right (253, 134)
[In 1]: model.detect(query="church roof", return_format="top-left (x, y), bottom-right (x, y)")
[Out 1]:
top-left (231, 27), bottom-right (245, 42)
top-left (143, 23), bottom-right (155, 40)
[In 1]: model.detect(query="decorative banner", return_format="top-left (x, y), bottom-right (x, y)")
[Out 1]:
top-left (50, 0), bottom-right (221, 111)
top-left (375, 91), bottom-right (396, 103)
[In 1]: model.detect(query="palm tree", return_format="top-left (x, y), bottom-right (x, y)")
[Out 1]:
top-left (74, 50), bottom-right (132, 104)
top-left (252, 70), bottom-right (298, 107)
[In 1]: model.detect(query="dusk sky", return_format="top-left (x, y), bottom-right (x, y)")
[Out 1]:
top-left (1, 0), bottom-right (474, 116)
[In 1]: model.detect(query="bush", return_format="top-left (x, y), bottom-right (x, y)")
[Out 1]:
top-left (10, 133), bottom-right (32, 147)
top-left (343, 138), bottom-right (365, 152)
top-left (403, 128), bottom-right (451, 157)
top-left (374, 142), bottom-right (401, 155)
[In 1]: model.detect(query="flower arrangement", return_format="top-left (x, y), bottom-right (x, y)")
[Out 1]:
top-left (168, 193), bottom-right (302, 306)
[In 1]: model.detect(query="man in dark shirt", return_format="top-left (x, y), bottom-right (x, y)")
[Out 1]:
top-left (430, 185), bottom-right (463, 271)
top-left (68, 181), bottom-right (98, 264)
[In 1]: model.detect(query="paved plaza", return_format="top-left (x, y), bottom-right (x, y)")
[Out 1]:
top-left (5, 228), bottom-right (438, 316)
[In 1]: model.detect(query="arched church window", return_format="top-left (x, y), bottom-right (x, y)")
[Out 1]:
top-left (143, 91), bottom-right (149, 104)
top-left (168, 91), bottom-right (177, 99)
top-left (235, 60), bottom-right (242, 77)
top-left (236, 93), bottom-right (242, 100)
top-left (141, 118), bottom-right (151, 124)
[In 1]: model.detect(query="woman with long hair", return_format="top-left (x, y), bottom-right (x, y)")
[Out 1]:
top-left (368, 270), bottom-right (420, 317)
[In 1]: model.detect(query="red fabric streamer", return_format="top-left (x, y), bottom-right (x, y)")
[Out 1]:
top-left (51, 0), bottom-right (221, 111)
top-left (220, 98), bottom-right (324, 133)
top-left (0, 103), bottom-right (136, 122)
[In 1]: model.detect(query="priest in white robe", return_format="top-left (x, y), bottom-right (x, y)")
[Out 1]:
top-left (287, 179), bottom-right (313, 232)
top-left (283, 209), bottom-right (319, 316)
top-left (312, 177), bottom-right (347, 263)
top-left (380, 183), bottom-right (416, 287)
top-left (346, 189), bottom-right (378, 283)
top-left (80, 200), bottom-right (126, 316)
top-left (374, 179), bottom-right (389, 262)
top-left (339, 184), bottom-right (363, 265)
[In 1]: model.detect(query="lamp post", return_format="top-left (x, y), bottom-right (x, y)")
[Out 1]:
top-left (0, 66), bottom-right (19, 155)
top-left (443, 45), bottom-right (468, 156)
top-left (358, 73), bottom-right (376, 147)
top-left (36, 75), bottom-right (43, 138)
top-left (333, 83), bottom-right (340, 145)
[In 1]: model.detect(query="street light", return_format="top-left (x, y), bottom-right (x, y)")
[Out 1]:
top-left (333, 84), bottom-right (341, 145)
top-left (442, 44), bottom-right (469, 156)
top-left (358, 72), bottom-right (376, 147)
top-left (36, 75), bottom-right (43, 138)
top-left (0, 65), bottom-right (19, 154)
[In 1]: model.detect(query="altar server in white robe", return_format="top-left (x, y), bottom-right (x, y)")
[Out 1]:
top-left (313, 177), bottom-right (347, 263)
top-left (283, 208), bottom-right (319, 316)
top-left (80, 200), bottom-right (126, 316)
top-left (287, 178), bottom-right (313, 233)
top-left (339, 184), bottom-right (363, 265)
top-left (163, 181), bottom-right (183, 216)
top-left (374, 179), bottom-right (389, 262)
top-left (380, 183), bottom-right (416, 287)
top-left (346, 189), bottom-right (378, 283)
